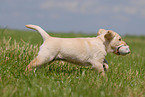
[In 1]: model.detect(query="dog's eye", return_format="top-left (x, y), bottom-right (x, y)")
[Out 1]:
top-left (119, 38), bottom-right (122, 41)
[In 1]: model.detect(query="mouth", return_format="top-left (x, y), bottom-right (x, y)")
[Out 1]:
top-left (115, 45), bottom-right (130, 55)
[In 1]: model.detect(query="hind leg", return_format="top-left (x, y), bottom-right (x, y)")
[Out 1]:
top-left (25, 42), bottom-right (58, 72)
top-left (25, 55), bottom-right (54, 72)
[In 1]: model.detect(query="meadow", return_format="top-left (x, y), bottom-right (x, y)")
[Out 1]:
top-left (0, 28), bottom-right (145, 97)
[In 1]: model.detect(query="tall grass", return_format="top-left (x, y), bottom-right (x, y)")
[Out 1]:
top-left (0, 29), bottom-right (145, 97)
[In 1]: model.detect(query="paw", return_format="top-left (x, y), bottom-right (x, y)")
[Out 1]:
top-left (103, 63), bottom-right (109, 71)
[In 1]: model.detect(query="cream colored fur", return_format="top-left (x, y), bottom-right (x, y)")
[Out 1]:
top-left (25, 25), bottom-right (130, 76)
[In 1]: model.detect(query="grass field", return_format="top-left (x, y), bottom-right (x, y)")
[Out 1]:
top-left (0, 29), bottom-right (145, 97)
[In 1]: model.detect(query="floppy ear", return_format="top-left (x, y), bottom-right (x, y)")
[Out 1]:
top-left (97, 29), bottom-right (106, 36)
top-left (104, 31), bottom-right (115, 40)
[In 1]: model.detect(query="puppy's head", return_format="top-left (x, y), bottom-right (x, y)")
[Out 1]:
top-left (97, 29), bottom-right (130, 55)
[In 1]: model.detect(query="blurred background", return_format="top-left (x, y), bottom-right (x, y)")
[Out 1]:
top-left (0, 0), bottom-right (145, 35)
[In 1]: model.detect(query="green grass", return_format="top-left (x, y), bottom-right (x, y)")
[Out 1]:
top-left (0, 29), bottom-right (145, 97)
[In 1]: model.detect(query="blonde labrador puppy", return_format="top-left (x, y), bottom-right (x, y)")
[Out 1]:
top-left (25, 25), bottom-right (130, 76)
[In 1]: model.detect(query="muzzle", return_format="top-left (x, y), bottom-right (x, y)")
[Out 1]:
top-left (115, 45), bottom-right (130, 55)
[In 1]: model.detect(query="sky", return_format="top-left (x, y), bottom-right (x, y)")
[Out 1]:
top-left (0, 0), bottom-right (145, 35)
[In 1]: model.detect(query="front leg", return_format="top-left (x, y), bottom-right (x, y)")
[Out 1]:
top-left (91, 61), bottom-right (105, 77)
top-left (103, 59), bottom-right (109, 71)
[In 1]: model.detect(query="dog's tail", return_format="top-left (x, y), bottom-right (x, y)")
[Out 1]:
top-left (25, 24), bottom-right (50, 41)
